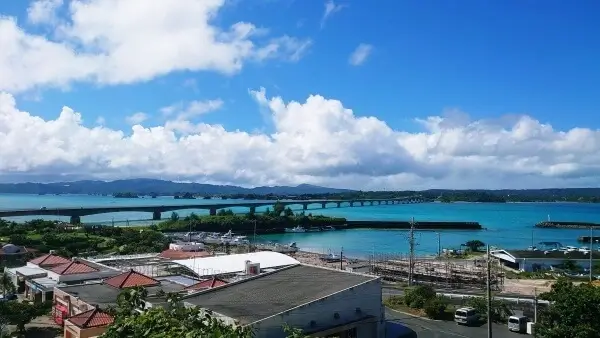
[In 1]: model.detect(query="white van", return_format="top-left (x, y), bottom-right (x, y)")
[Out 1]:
top-left (508, 315), bottom-right (528, 333)
top-left (454, 307), bottom-right (478, 325)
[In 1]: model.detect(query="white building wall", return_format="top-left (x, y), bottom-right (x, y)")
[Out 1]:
top-left (250, 278), bottom-right (385, 338)
top-left (519, 258), bottom-right (595, 272)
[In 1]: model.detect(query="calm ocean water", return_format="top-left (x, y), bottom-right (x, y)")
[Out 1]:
top-left (1, 193), bottom-right (599, 257)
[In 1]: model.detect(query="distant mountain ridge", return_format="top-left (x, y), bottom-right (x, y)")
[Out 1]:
top-left (0, 179), bottom-right (354, 195)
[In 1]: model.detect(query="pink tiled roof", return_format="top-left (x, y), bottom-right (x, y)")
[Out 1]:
top-left (104, 270), bottom-right (160, 289)
top-left (185, 277), bottom-right (228, 290)
top-left (68, 307), bottom-right (114, 328)
top-left (50, 260), bottom-right (99, 275)
top-left (29, 254), bottom-right (70, 267)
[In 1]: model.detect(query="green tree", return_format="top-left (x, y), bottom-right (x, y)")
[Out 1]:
top-left (423, 296), bottom-right (448, 319)
top-left (0, 273), bottom-right (15, 296)
top-left (464, 296), bottom-right (511, 323)
top-left (0, 301), bottom-right (49, 333)
top-left (403, 285), bottom-right (436, 309)
top-left (283, 207), bottom-right (294, 217)
top-left (273, 202), bottom-right (285, 216)
top-left (464, 240), bottom-right (485, 252)
top-left (537, 279), bottom-right (600, 338)
top-left (170, 212), bottom-right (179, 221)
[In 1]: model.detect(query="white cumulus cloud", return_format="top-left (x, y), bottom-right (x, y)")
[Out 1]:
top-left (321, 0), bottom-right (345, 29)
top-left (0, 0), bottom-right (312, 93)
top-left (349, 44), bottom-right (373, 66)
top-left (1, 89), bottom-right (600, 189)
top-left (125, 112), bottom-right (148, 125)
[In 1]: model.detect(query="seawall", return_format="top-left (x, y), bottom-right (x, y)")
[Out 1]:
top-left (535, 221), bottom-right (600, 229)
top-left (344, 220), bottom-right (482, 230)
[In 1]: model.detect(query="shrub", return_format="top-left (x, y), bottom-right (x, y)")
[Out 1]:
top-left (465, 296), bottom-right (512, 323)
top-left (423, 296), bottom-right (448, 319)
top-left (404, 285), bottom-right (436, 309)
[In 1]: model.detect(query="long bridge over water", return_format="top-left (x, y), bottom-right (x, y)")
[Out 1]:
top-left (0, 197), bottom-right (428, 224)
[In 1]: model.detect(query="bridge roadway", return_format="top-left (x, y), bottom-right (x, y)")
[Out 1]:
top-left (0, 197), bottom-right (427, 224)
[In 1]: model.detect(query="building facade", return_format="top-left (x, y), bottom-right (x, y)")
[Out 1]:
top-left (179, 264), bottom-right (385, 338)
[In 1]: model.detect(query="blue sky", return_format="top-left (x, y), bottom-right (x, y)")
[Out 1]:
top-left (0, 0), bottom-right (599, 189)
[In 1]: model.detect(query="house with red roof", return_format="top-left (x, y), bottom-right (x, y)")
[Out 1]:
top-left (63, 306), bottom-right (114, 338)
top-left (5, 253), bottom-right (121, 303)
top-left (53, 269), bottom-right (198, 326)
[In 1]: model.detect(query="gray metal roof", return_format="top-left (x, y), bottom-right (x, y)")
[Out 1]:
top-left (183, 264), bottom-right (378, 324)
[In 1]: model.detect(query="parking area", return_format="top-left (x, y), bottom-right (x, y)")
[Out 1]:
top-left (386, 308), bottom-right (528, 338)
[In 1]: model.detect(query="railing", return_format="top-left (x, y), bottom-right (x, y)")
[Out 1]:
top-left (87, 253), bottom-right (159, 262)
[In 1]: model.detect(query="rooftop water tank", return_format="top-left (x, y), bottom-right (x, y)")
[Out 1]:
top-left (2, 244), bottom-right (21, 254)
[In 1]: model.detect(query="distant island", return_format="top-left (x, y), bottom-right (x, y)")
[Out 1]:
top-left (174, 192), bottom-right (196, 200)
top-left (0, 178), bottom-right (599, 203)
top-left (113, 192), bottom-right (139, 198)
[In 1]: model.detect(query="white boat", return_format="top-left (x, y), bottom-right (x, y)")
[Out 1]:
top-left (202, 232), bottom-right (223, 244)
top-left (322, 226), bottom-right (336, 231)
top-left (284, 226), bottom-right (306, 233)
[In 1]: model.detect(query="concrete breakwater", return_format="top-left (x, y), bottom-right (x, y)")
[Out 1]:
top-left (578, 236), bottom-right (600, 243)
top-left (535, 221), bottom-right (600, 229)
top-left (344, 220), bottom-right (482, 230)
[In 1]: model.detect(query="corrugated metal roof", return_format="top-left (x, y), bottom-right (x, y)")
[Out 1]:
top-left (173, 251), bottom-right (300, 277)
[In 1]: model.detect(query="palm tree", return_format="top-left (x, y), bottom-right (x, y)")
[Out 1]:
top-left (0, 272), bottom-right (15, 296)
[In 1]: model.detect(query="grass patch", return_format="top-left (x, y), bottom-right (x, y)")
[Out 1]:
top-left (384, 296), bottom-right (456, 321)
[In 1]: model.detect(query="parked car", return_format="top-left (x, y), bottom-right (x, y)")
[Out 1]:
top-left (454, 307), bottom-right (479, 326)
top-left (0, 294), bottom-right (17, 302)
top-left (508, 315), bottom-right (528, 333)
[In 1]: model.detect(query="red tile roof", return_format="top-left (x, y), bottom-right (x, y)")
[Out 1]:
top-left (68, 307), bottom-right (114, 328)
top-left (50, 260), bottom-right (99, 275)
top-left (185, 277), bottom-right (228, 290)
top-left (104, 270), bottom-right (160, 289)
top-left (159, 249), bottom-right (211, 260)
top-left (29, 253), bottom-right (70, 267)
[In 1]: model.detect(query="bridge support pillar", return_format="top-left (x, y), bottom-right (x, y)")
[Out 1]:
top-left (321, 203), bottom-right (326, 209)
top-left (210, 208), bottom-right (217, 216)
top-left (70, 215), bottom-right (81, 225)
top-left (361, 201), bottom-right (364, 206)
top-left (336, 202), bottom-right (341, 208)
top-left (249, 206), bottom-right (256, 214)
top-left (303, 204), bottom-right (308, 210)
top-left (152, 211), bottom-right (161, 220)
top-left (350, 201), bottom-right (354, 207)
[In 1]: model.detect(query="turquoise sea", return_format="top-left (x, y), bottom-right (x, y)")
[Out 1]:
top-left (1, 193), bottom-right (600, 258)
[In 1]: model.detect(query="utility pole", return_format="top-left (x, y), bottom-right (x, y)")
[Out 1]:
top-left (590, 226), bottom-right (594, 282)
top-left (437, 232), bottom-right (441, 258)
top-left (340, 247), bottom-right (344, 270)
top-left (534, 287), bottom-right (538, 323)
top-left (487, 244), bottom-right (492, 338)
top-left (408, 217), bottom-right (415, 286)
top-left (531, 230), bottom-right (534, 248)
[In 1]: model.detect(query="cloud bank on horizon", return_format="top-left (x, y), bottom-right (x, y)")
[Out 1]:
top-left (0, 0), bottom-right (599, 190)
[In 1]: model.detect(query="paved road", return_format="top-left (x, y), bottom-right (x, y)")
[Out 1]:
top-left (386, 308), bottom-right (525, 338)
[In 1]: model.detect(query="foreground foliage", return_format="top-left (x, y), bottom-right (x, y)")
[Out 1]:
top-left (102, 288), bottom-right (317, 338)
top-left (537, 278), bottom-right (600, 338)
